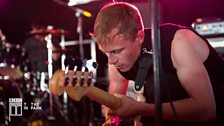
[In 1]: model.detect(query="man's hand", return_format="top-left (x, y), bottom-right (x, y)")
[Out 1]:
top-left (102, 106), bottom-right (120, 126)
top-left (102, 117), bottom-right (120, 126)
top-left (107, 94), bottom-right (140, 120)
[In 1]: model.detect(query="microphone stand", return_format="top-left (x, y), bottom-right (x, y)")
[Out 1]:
top-left (150, 0), bottom-right (163, 125)
top-left (45, 26), bottom-right (55, 120)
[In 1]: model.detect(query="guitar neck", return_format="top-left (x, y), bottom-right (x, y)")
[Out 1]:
top-left (86, 86), bottom-right (122, 110)
top-left (50, 69), bottom-right (122, 111)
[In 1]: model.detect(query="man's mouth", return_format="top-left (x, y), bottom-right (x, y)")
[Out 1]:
top-left (115, 65), bottom-right (122, 69)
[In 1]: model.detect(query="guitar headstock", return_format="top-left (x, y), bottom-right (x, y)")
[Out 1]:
top-left (50, 57), bottom-right (97, 101)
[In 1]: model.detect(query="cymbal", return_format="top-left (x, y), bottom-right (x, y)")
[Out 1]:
top-left (0, 67), bottom-right (23, 80)
top-left (29, 29), bottom-right (70, 36)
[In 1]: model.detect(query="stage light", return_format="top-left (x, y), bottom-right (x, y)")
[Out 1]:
top-left (68, 0), bottom-right (94, 6)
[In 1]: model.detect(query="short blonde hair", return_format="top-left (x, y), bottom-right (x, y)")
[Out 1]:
top-left (93, 2), bottom-right (144, 46)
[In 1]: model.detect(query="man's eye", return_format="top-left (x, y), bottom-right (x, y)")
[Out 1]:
top-left (113, 49), bottom-right (123, 54)
top-left (114, 50), bottom-right (121, 53)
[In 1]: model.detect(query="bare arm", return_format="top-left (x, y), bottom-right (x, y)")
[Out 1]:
top-left (161, 29), bottom-right (216, 121)
top-left (108, 64), bottom-right (129, 95)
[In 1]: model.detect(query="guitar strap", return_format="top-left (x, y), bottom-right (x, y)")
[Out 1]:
top-left (134, 53), bottom-right (153, 92)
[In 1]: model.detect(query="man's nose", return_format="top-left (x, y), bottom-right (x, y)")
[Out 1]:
top-left (107, 54), bottom-right (117, 65)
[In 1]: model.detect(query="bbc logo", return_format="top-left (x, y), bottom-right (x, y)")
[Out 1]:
top-left (8, 98), bottom-right (23, 121)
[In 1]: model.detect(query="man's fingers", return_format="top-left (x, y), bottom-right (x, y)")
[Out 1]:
top-left (102, 117), bottom-right (119, 126)
top-left (102, 118), bottom-right (114, 126)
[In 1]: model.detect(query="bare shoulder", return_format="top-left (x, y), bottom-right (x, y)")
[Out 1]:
top-left (171, 29), bottom-right (209, 68)
top-left (174, 29), bottom-right (209, 52)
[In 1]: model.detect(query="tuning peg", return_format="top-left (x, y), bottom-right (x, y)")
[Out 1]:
top-left (85, 59), bottom-right (98, 71)
top-left (64, 66), bottom-right (69, 86)
top-left (80, 76), bottom-right (85, 86)
top-left (64, 75), bottom-right (69, 86)
top-left (64, 55), bottom-right (76, 70)
top-left (72, 76), bottom-right (78, 87)
top-left (87, 77), bottom-right (92, 86)
top-left (75, 58), bottom-right (83, 71)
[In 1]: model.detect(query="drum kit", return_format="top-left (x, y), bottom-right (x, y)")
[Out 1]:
top-left (0, 0), bottom-right (100, 125)
top-left (0, 26), bottom-right (77, 125)
top-left (0, 25), bottom-right (99, 126)
top-left (0, 29), bottom-right (27, 125)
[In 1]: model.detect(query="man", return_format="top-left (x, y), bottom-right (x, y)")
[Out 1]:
top-left (23, 17), bottom-right (63, 73)
top-left (93, 2), bottom-right (224, 126)
top-left (23, 17), bottom-right (48, 73)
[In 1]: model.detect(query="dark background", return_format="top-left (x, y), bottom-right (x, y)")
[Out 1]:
top-left (0, 0), bottom-right (224, 45)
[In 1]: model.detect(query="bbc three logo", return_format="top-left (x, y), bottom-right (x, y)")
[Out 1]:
top-left (8, 98), bottom-right (22, 122)
top-left (8, 98), bottom-right (42, 122)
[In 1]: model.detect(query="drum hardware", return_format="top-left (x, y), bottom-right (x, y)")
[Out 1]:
top-left (22, 72), bottom-right (48, 95)
top-left (59, 39), bottom-right (95, 46)
top-left (29, 28), bottom-right (70, 36)
top-left (0, 75), bottom-right (10, 80)
top-left (0, 67), bottom-right (23, 80)
top-left (44, 25), bottom-right (55, 120)
top-left (40, 72), bottom-right (48, 92)
top-left (0, 41), bottom-right (26, 80)
top-left (76, 7), bottom-right (85, 60)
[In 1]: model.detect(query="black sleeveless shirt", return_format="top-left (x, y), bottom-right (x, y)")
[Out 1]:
top-left (118, 23), bottom-right (224, 126)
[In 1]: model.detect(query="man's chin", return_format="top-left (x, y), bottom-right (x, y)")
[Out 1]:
top-left (118, 67), bottom-right (130, 72)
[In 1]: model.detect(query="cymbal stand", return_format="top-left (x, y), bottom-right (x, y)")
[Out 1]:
top-left (76, 10), bottom-right (84, 60)
top-left (45, 26), bottom-right (54, 120)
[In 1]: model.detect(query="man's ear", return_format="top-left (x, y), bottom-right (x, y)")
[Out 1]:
top-left (136, 30), bottom-right (145, 45)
